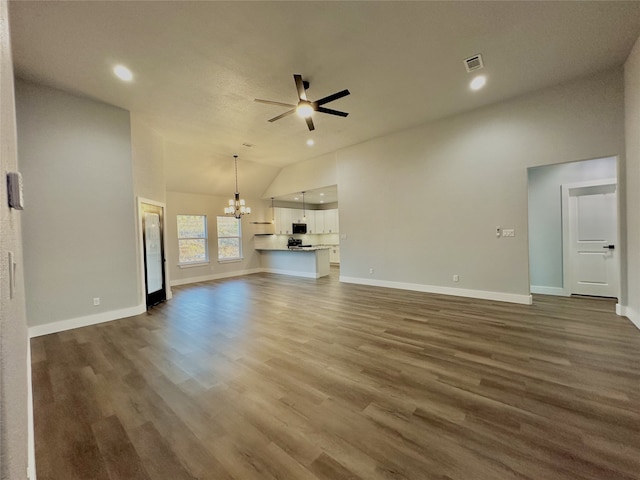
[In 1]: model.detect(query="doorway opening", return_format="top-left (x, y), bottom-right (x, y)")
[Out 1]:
top-left (527, 156), bottom-right (620, 301)
top-left (139, 199), bottom-right (168, 308)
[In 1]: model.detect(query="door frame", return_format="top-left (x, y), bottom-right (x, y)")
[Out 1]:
top-left (137, 197), bottom-right (172, 307)
top-left (561, 178), bottom-right (618, 298)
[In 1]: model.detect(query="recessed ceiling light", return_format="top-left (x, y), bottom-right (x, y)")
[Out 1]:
top-left (320, 200), bottom-right (324, 204)
top-left (470, 75), bottom-right (486, 91)
top-left (320, 193), bottom-right (324, 196)
top-left (306, 139), bottom-right (314, 146)
top-left (113, 65), bottom-right (133, 82)
top-left (294, 197), bottom-right (299, 200)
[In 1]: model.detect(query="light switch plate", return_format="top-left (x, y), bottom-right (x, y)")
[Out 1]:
top-left (503, 229), bottom-right (515, 237)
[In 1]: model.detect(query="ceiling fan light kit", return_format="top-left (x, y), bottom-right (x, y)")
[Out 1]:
top-left (255, 74), bottom-right (350, 131)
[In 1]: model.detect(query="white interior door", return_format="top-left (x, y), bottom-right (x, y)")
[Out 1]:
top-left (141, 202), bottom-right (166, 307)
top-left (565, 182), bottom-right (618, 298)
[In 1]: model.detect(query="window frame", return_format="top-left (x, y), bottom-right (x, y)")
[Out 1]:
top-left (177, 214), bottom-right (209, 267)
top-left (216, 215), bottom-right (243, 262)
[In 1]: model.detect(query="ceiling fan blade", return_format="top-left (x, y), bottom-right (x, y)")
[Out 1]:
top-left (268, 109), bottom-right (296, 122)
top-left (305, 116), bottom-right (315, 131)
top-left (316, 106), bottom-right (349, 117)
top-left (315, 89), bottom-right (350, 106)
top-left (294, 74), bottom-right (308, 101)
top-left (255, 99), bottom-right (296, 108)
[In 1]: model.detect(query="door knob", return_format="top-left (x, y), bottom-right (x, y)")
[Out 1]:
top-left (603, 245), bottom-right (615, 250)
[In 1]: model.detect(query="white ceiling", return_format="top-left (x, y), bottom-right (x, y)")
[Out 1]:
top-left (9, 1), bottom-right (640, 201)
top-left (276, 186), bottom-right (338, 206)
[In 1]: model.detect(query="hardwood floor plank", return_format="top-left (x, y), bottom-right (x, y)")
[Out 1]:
top-left (91, 415), bottom-right (152, 480)
top-left (31, 268), bottom-right (640, 479)
top-left (128, 421), bottom-right (197, 480)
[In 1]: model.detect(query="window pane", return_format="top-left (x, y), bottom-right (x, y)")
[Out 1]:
top-left (177, 215), bottom-right (206, 239)
top-left (179, 239), bottom-right (207, 263)
top-left (217, 216), bottom-right (240, 237)
top-left (218, 238), bottom-right (240, 260)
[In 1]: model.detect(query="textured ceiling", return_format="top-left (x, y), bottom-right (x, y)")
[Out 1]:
top-left (9, 1), bottom-right (640, 200)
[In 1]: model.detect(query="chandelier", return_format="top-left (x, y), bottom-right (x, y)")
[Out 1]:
top-left (224, 155), bottom-right (251, 219)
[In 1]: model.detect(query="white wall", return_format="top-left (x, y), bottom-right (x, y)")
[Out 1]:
top-left (336, 69), bottom-right (625, 303)
top-left (624, 36), bottom-right (640, 328)
top-left (132, 114), bottom-right (166, 204)
top-left (0, 0), bottom-right (29, 477)
top-left (262, 152), bottom-right (337, 199)
top-left (130, 114), bottom-right (168, 304)
top-left (166, 191), bottom-right (270, 285)
top-left (16, 80), bottom-right (141, 329)
top-left (528, 157), bottom-right (617, 293)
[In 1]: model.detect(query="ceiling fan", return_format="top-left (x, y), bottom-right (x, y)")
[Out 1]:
top-left (255, 74), bottom-right (350, 131)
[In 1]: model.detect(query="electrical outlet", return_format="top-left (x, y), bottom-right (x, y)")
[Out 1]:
top-left (453, 274), bottom-right (459, 282)
top-left (93, 297), bottom-right (100, 306)
top-left (369, 267), bottom-right (374, 274)
top-left (503, 229), bottom-right (515, 237)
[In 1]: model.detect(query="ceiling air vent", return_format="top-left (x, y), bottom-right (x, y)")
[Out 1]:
top-left (464, 54), bottom-right (484, 73)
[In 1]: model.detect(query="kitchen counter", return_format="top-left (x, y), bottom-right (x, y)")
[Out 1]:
top-left (257, 247), bottom-right (330, 278)
top-left (256, 246), bottom-right (330, 252)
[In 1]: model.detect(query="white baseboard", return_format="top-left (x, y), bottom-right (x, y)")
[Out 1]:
top-left (27, 340), bottom-right (37, 480)
top-left (28, 304), bottom-right (146, 338)
top-left (340, 276), bottom-right (533, 305)
top-left (530, 285), bottom-right (570, 297)
top-left (262, 268), bottom-right (322, 279)
top-left (170, 268), bottom-right (263, 287)
top-left (617, 304), bottom-right (640, 330)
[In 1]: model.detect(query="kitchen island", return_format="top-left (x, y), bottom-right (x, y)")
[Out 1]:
top-left (256, 246), bottom-right (330, 278)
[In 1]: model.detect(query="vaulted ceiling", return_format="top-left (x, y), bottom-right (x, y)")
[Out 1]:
top-left (9, 1), bottom-right (640, 199)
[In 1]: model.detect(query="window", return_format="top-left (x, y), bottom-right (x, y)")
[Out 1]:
top-left (177, 215), bottom-right (208, 265)
top-left (217, 216), bottom-right (242, 261)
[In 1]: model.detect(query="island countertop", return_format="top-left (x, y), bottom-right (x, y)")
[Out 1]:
top-left (255, 246), bottom-right (330, 252)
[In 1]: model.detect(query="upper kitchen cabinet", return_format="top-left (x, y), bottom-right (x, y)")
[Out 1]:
top-left (274, 207), bottom-right (292, 234)
top-left (324, 209), bottom-right (339, 233)
top-left (272, 207), bottom-right (339, 234)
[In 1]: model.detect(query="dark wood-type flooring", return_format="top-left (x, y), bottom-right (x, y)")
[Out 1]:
top-left (31, 268), bottom-right (640, 480)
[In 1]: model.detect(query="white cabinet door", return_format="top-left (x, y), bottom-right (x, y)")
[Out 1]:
top-left (306, 210), bottom-right (316, 233)
top-left (324, 209), bottom-right (339, 233)
top-left (329, 245), bottom-right (340, 263)
top-left (314, 210), bottom-right (325, 233)
top-left (275, 208), bottom-right (292, 234)
top-left (292, 209), bottom-right (305, 224)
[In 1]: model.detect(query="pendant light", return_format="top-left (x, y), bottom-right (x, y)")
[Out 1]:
top-left (223, 155), bottom-right (251, 219)
top-left (301, 191), bottom-right (306, 220)
top-left (271, 197), bottom-right (275, 223)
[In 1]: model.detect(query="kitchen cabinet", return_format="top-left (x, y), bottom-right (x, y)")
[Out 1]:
top-left (275, 208), bottom-right (292, 234)
top-left (310, 210), bottom-right (326, 233)
top-left (329, 245), bottom-right (340, 264)
top-left (324, 209), bottom-right (339, 233)
top-left (292, 209), bottom-right (305, 224)
top-left (274, 207), bottom-right (339, 234)
top-left (305, 210), bottom-right (317, 233)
